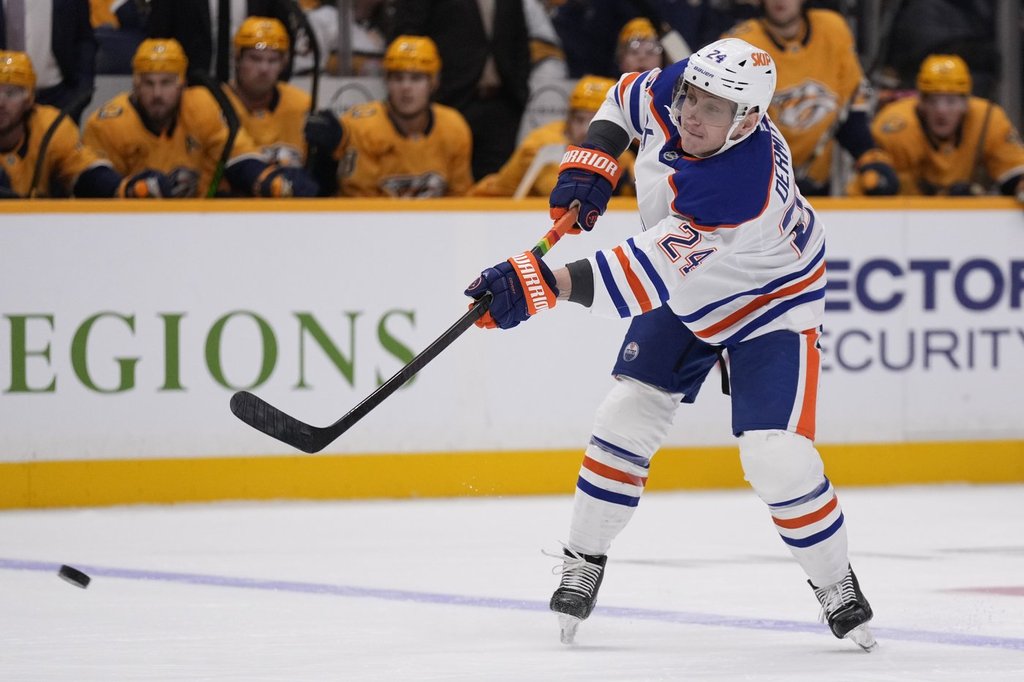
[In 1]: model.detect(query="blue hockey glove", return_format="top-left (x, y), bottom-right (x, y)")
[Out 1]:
top-left (255, 165), bottom-right (319, 197)
top-left (854, 149), bottom-right (899, 196)
top-left (464, 252), bottom-right (559, 330)
top-left (118, 169), bottom-right (174, 198)
top-left (549, 144), bottom-right (622, 233)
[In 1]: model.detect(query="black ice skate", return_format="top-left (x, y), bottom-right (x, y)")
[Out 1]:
top-left (809, 565), bottom-right (877, 651)
top-left (547, 547), bottom-right (607, 644)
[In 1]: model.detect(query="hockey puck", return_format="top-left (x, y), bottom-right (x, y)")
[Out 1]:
top-left (57, 564), bottom-right (91, 589)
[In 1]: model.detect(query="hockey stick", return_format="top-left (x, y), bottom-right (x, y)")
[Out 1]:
top-left (513, 143), bottom-right (566, 199)
top-left (290, 0), bottom-right (321, 109)
top-left (29, 87), bottom-right (95, 198)
top-left (229, 208), bottom-right (579, 453)
top-left (194, 72), bottom-right (241, 197)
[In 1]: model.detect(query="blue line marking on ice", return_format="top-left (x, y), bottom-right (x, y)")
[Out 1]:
top-left (4, 557), bottom-right (1023, 652)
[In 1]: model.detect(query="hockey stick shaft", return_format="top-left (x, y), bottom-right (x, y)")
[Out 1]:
top-left (230, 208), bottom-right (579, 453)
top-left (290, 0), bottom-right (321, 108)
top-left (194, 72), bottom-right (241, 198)
top-left (29, 87), bottom-right (95, 198)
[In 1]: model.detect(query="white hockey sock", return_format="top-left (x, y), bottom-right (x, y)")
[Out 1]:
top-left (767, 477), bottom-right (850, 587)
top-left (739, 430), bottom-right (850, 587)
top-left (568, 439), bottom-right (650, 555)
top-left (566, 377), bottom-right (680, 556)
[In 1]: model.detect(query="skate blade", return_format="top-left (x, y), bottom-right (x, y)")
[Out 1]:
top-left (558, 614), bottom-right (582, 645)
top-left (847, 624), bottom-right (878, 652)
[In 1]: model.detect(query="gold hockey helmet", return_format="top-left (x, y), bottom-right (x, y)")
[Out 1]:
top-left (618, 17), bottom-right (658, 47)
top-left (917, 54), bottom-right (972, 96)
top-left (0, 51), bottom-right (36, 91)
top-left (132, 39), bottom-right (188, 79)
top-left (383, 35), bottom-right (441, 76)
top-left (234, 16), bottom-right (290, 53)
top-left (569, 76), bottom-right (616, 113)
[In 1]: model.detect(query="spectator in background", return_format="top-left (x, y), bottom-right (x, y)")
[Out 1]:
top-left (83, 38), bottom-right (317, 198)
top-left (391, 0), bottom-right (531, 181)
top-left (550, 0), bottom-right (644, 78)
top-left (868, 54), bottom-right (1024, 200)
top-left (0, 0), bottom-right (96, 123)
top-left (92, 0), bottom-right (148, 74)
top-left (223, 17), bottom-right (311, 167)
top-left (524, 0), bottom-right (568, 84)
top-left (303, 34), bottom-right (473, 197)
top-left (615, 17), bottom-right (663, 74)
top-left (723, 0), bottom-right (898, 197)
top-left (0, 50), bottom-right (161, 198)
top-left (147, 0), bottom-right (299, 84)
top-left (470, 75), bottom-right (634, 197)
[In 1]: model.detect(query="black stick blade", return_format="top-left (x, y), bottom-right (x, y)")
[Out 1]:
top-left (230, 391), bottom-right (327, 454)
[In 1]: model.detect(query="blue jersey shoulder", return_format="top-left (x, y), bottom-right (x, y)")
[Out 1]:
top-left (668, 121), bottom-right (777, 227)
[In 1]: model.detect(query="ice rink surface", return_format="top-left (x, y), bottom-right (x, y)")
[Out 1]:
top-left (2, 484), bottom-right (1023, 681)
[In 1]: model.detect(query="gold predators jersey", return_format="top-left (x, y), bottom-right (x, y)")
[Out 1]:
top-left (872, 96), bottom-right (1024, 194)
top-left (469, 120), bottom-right (636, 197)
top-left (334, 101), bottom-right (473, 198)
top-left (223, 81), bottom-right (311, 166)
top-left (3, 104), bottom-right (107, 197)
top-left (83, 87), bottom-right (264, 197)
top-left (724, 9), bottom-right (869, 186)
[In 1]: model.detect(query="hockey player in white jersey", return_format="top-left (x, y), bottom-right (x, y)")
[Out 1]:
top-left (464, 38), bottom-right (876, 651)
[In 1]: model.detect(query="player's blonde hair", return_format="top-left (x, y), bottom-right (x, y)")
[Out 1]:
top-left (0, 50), bottom-right (35, 91)
top-left (383, 35), bottom-right (441, 77)
top-left (917, 54), bottom-right (972, 96)
top-left (132, 39), bottom-right (188, 79)
top-left (569, 76), bottom-right (615, 113)
top-left (235, 16), bottom-right (290, 53)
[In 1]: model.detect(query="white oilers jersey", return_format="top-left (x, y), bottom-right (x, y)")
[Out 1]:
top-left (586, 61), bottom-right (826, 346)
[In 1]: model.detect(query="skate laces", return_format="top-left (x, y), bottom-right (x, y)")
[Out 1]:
top-left (813, 573), bottom-right (858, 622)
top-left (542, 546), bottom-right (602, 596)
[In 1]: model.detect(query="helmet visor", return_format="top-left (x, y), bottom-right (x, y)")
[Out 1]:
top-left (670, 84), bottom-right (737, 128)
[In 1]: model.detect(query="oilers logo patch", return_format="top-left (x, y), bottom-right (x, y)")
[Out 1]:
top-left (772, 80), bottom-right (838, 131)
top-left (622, 341), bottom-right (640, 362)
top-left (97, 105), bottom-right (123, 119)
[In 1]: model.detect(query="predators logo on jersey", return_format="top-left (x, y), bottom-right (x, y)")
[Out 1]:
top-left (771, 80), bottom-right (839, 132)
top-left (378, 171), bottom-right (447, 198)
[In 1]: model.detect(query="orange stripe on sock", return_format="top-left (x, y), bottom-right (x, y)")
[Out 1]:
top-left (796, 329), bottom-right (820, 440)
top-left (582, 456), bottom-right (647, 487)
top-left (773, 494), bottom-right (837, 529)
top-left (612, 245), bottom-right (652, 313)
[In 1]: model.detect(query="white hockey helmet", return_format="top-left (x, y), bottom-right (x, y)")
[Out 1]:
top-left (673, 38), bottom-right (777, 155)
